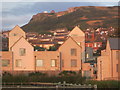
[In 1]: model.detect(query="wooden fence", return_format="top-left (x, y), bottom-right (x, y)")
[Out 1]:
top-left (1, 81), bottom-right (97, 90)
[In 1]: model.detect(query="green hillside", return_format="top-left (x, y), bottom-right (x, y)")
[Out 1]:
top-left (22, 6), bottom-right (119, 33)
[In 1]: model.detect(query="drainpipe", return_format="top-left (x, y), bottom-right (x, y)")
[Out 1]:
top-left (100, 61), bottom-right (102, 80)
top-left (12, 51), bottom-right (14, 74)
top-left (34, 56), bottom-right (36, 72)
top-left (59, 52), bottom-right (62, 71)
top-left (111, 50), bottom-right (113, 78)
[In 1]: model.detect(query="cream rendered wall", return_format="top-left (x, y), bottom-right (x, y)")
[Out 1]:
top-left (58, 37), bottom-right (82, 71)
top-left (97, 56), bottom-right (111, 80)
top-left (69, 26), bottom-right (85, 62)
top-left (97, 40), bottom-right (119, 80)
top-left (11, 37), bottom-right (34, 71)
top-left (9, 25), bottom-right (26, 50)
top-left (1, 51), bottom-right (13, 71)
top-left (69, 26), bottom-right (85, 52)
top-left (111, 50), bottom-right (119, 79)
top-left (34, 51), bottom-right (60, 71)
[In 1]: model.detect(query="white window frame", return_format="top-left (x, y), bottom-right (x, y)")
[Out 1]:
top-left (51, 59), bottom-right (57, 67)
top-left (36, 60), bottom-right (44, 67)
top-left (2, 59), bottom-right (10, 67)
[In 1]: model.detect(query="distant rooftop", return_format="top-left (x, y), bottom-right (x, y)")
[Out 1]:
top-left (109, 38), bottom-right (120, 50)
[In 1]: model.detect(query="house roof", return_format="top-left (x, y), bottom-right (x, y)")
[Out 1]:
top-left (10, 36), bottom-right (33, 50)
top-left (9, 25), bottom-right (25, 34)
top-left (69, 26), bottom-right (85, 36)
top-left (58, 36), bottom-right (82, 50)
top-left (109, 38), bottom-right (120, 50)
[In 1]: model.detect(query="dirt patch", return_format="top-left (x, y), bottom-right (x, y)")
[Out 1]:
top-left (86, 20), bottom-right (103, 25)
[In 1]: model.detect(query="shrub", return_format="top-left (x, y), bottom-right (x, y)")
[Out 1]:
top-left (58, 71), bottom-right (76, 77)
top-left (2, 72), bottom-right (12, 77)
top-left (28, 72), bottom-right (47, 77)
top-left (85, 80), bottom-right (119, 88)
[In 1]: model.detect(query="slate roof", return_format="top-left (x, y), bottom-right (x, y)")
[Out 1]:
top-left (109, 38), bottom-right (120, 50)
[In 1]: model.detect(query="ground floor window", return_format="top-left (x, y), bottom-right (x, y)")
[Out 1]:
top-left (2, 59), bottom-right (10, 67)
top-left (116, 64), bottom-right (118, 72)
top-left (36, 60), bottom-right (44, 67)
top-left (16, 59), bottom-right (22, 67)
top-left (71, 59), bottom-right (77, 67)
top-left (51, 59), bottom-right (57, 67)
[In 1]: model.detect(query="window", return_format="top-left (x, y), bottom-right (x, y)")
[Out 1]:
top-left (16, 59), bottom-right (22, 67)
top-left (86, 53), bottom-right (89, 58)
top-left (116, 51), bottom-right (120, 60)
top-left (84, 71), bottom-right (91, 78)
top-left (71, 48), bottom-right (77, 56)
top-left (62, 60), bottom-right (64, 67)
top-left (51, 59), bottom-right (57, 67)
top-left (19, 48), bottom-right (26, 56)
top-left (116, 64), bottom-right (118, 72)
top-left (36, 60), bottom-right (43, 67)
top-left (94, 43), bottom-right (97, 47)
top-left (2, 60), bottom-right (10, 67)
top-left (71, 59), bottom-right (77, 67)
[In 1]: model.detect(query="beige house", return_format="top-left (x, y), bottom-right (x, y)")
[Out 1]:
top-left (97, 38), bottom-right (120, 80)
top-left (1, 25), bottom-right (119, 81)
top-left (9, 25), bottom-right (26, 50)
top-left (1, 25), bottom-right (85, 73)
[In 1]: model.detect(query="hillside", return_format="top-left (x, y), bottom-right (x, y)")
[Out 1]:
top-left (22, 6), bottom-right (119, 33)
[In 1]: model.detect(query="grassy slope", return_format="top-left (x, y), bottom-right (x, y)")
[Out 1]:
top-left (22, 6), bottom-right (119, 33)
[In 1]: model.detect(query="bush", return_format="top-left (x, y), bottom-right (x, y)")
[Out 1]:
top-left (2, 72), bottom-right (12, 77)
top-left (59, 71), bottom-right (76, 77)
top-left (28, 72), bottom-right (47, 77)
top-left (85, 80), bottom-right (120, 88)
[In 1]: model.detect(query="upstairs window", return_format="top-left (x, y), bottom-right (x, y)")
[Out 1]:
top-left (94, 43), bottom-right (97, 47)
top-left (2, 59), bottom-right (10, 67)
top-left (71, 48), bottom-right (77, 56)
top-left (86, 53), bottom-right (89, 58)
top-left (19, 48), bottom-right (26, 56)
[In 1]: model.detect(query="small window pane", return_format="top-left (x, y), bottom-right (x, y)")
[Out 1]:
top-left (86, 53), bottom-right (89, 58)
top-left (71, 59), bottom-right (77, 67)
top-left (71, 48), bottom-right (77, 56)
top-left (16, 59), bottom-right (22, 67)
top-left (116, 64), bottom-right (118, 72)
top-left (36, 60), bottom-right (43, 67)
top-left (20, 48), bottom-right (26, 56)
top-left (51, 59), bottom-right (57, 67)
top-left (2, 60), bottom-right (10, 67)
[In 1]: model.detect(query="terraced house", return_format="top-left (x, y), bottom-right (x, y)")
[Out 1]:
top-left (1, 26), bottom-right (85, 72)
top-left (1, 25), bottom-right (119, 80)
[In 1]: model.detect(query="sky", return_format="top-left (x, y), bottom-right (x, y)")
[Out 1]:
top-left (1, 0), bottom-right (119, 31)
